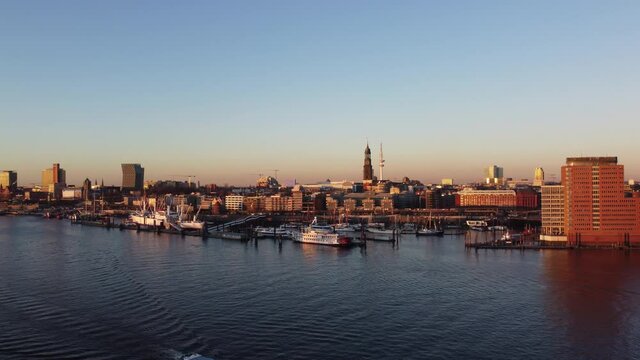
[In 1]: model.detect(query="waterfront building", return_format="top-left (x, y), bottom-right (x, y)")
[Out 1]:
top-left (121, 164), bottom-right (144, 191)
top-left (0, 170), bottom-right (17, 192)
top-left (265, 195), bottom-right (294, 212)
top-left (541, 185), bottom-right (566, 242)
top-left (326, 197), bottom-right (338, 211)
top-left (456, 188), bottom-right (516, 207)
top-left (62, 187), bottom-right (83, 200)
top-left (309, 193), bottom-right (327, 212)
top-left (243, 196), bottom-right (266, 213)
top-left (363, 199), bottom-right (375, 212)
top-left (562, 157), bottom-right (640, 246)
top-left (301, 181), bottom-right (354, 191)
top-left (424, 188), bottom-right (456, 209)
top-left (225, 195), bottom-right (244, 211)
top-left (344, 198), bottom-right (357, 212)
top-left (441, 178), bottom-right (454, 186)
top-left (516, 188), bottom-right (539, 208)
top-left (533, 167), bottom-right (545, 187)
top-left (485, 165), bottom-right (504, 185)
top-left (292, 190), bottom-right (303, 211)
top-left (424, 189), bottom-right (440, 209)
top-left (363, 143), bottom-right (373, 182)
top-left (381, 198), bottom-right (394, 213)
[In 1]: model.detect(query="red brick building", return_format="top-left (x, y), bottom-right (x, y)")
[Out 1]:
top-left (516, 189), bottom-right (539, 208)
top-left (456, 188), bottom-right (517, 207)
top-left (562, 157), bottom-right (640, 246)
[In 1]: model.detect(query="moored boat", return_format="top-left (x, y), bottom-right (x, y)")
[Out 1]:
top-left (255, 225), bottom-right (292, 238)
top-left (293, 218), bottom-right (352, 247)
top-left (466, 220), bottom-right (488, 231)
top-left (417, 227), bottom-right (444, 236)
top-left (365, 226), bottom-right (395, 241)
top-left (400, 223), bottom-right (417, 234)
top-left (179, 217), bottom-right (205, 230)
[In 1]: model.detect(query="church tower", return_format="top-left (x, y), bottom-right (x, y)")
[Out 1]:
top-left (363, 142), bottom-right (373, 181)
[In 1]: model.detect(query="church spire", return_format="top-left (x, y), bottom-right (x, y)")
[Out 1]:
top-left (363, 141), bottom-right (373, 181)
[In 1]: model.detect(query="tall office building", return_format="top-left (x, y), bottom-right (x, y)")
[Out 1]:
top-left (121, 164), bottom-right (144, 191)
top-left (533, 167), bottom-right (545, 187)
top-left (485, 165), bottom-right (504, 185)
top-left (363, 143), bottom-right (373, 181)
top-left (562, 157), bottom-right (640, 246)
top-left (0, 170), bottom-right (17, 191)
top-left (41, 163), bottom-right (66, 188)
top-left (540, 185), bottom-right (565, 242)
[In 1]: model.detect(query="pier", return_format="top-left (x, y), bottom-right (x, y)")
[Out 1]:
top-left (71, 218), bottom-right (251, 241)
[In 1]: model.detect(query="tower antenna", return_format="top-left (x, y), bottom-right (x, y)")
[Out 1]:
top-left (379, 142), bottom-right (385, 181)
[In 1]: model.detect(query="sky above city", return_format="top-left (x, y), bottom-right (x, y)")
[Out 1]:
top-left (1, 0), bottom-right (639, 186)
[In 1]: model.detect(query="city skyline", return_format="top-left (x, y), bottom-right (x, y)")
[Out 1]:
top-left (3, 148), bottom-right (638, 188)
top-left (2, 1), bottom-right (640, 185)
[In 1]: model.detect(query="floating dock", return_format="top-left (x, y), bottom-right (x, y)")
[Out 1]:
top-left (71, 219), bottom-right (250, 240)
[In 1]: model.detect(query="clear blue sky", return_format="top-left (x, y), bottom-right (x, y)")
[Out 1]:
top-left (1, 0), bottom-right (639, 186)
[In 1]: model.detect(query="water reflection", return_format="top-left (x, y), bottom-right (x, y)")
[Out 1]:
top-left (542, 251), bottom-right (640, 358)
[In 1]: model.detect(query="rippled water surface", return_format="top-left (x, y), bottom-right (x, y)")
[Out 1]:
top-left (1, 216), bottom-right (640, 359)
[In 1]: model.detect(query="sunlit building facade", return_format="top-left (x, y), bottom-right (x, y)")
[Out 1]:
top-left (0, 170), bottom-right (17, 191)
top-left (562, 157), bottom-right (640, 246)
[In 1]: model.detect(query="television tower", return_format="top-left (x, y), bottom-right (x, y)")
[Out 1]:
top-left (379, 143), bottom-right (385, 181)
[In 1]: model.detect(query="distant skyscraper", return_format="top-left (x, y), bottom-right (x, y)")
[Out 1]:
top-left (441, 178), bottom-right (454, 186)
top-left (485, 165), bottom-right (504, 185)
top-left (121, 164), bottom-right (144, 191)
top-left (0, 170), bottom-right (17, 191)
top-left (41, 163), bottom-right (66, 188)
top-left (533, 167), bottom-right (545, 187)
top-left (363, 143), bottom-right (373, 181)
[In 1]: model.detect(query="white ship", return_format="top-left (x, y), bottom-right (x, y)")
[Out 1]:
top-left (177, 205), bottom-right (205, 231)
top-left (255, 225), bottom-right (292, 238)
top-left (466, 220), bottom-right (488, 231)
top-left (179, 216), bottom-right (205, 230)
top-left (293, 218), bottom-right (351, 247)
top-left (365, 226), bottom-right (395, 241)
top-left (417, 227), bottom-right (444, 236)
top-left (129, 202), bottom-right (177, 228)
top-left (334, 223), bottom-right (359, 235)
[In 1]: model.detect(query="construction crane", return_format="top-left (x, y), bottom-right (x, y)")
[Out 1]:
top-left (271, 169), bottom-right (280, 180)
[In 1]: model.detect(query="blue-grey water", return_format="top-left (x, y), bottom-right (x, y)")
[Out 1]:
top-left (1, 216), bottom-right (639, 359)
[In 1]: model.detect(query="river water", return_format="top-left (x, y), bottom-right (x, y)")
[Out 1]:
top-left (1, 216), bottom-right (639, 359)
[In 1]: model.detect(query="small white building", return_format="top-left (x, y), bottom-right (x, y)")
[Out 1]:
top-left (225, 195), bottom-right (245, 211)
top-left (62, 188), bottom-right (82, 200)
